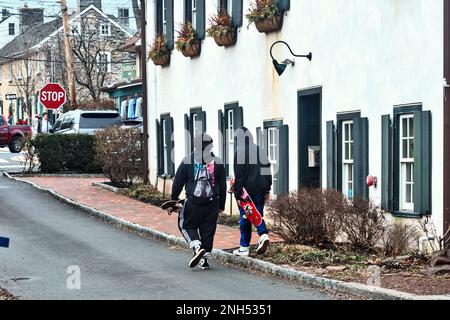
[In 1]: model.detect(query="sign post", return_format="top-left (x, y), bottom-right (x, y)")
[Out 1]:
top-left (0, 236), bottom-right (9, 248)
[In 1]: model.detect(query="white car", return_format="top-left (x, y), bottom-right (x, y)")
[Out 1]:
top-left (51, 110), bottom-right (123, 135)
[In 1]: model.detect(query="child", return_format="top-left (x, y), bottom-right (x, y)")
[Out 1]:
top-left (171, 134), bottom-right (227, 269)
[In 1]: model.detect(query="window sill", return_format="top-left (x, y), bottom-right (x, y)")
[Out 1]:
top-left (391, 211), bottom-right (428, 219)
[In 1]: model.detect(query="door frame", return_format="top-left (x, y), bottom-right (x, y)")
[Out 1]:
top-left (297, 86), bottom-right (323, 189)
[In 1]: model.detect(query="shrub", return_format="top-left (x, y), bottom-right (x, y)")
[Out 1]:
top-left (246, 0), bottom-right (280, 26)
top-left (32, 134), bottom-right (101, 173)
top-left (207, 7), bottom-right (234, 37)
top-left (341, 198), bottom-right (385, 252)
top-left (382, 223), bottom-right (420, 257)
top-left (175, 22), bottom-right (199, 51)
top-left (95, 126), bottom-right (144, 188)
top-left (20, 135), bottom-right (39, 174)
top-left (268, 188), bottom-right (347, 246)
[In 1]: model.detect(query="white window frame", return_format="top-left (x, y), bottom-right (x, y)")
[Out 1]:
top-left (227, 0), bottom-right (232, 14)
top-left (100, 23), bottom-right (111, 36)
top-left (8, 23), bottom-right (15, 36)
top-left (227, 109), bottom-right (234, 176)
top-left (192, 113), bottom-right (200, 137)
top-left (192, 0), bottom-right (197, 27)
top-left (162, 0), bottom-right (167, 35)
top-left (0, 67), bottom-right (3, 83)
top-left (162, 118), bottom-right (169, 174)
top-left (267, 127), bottom-right (279, 197)
top-left (8, 64), bottom-right (13, 82)
top-left (17, 62), bottom-right (23, 80)
top-left (118, 8), bottom-right (130, 27)
top-left (342, 120), bottom-right (354, 200)
top-left (399, 114), bottom-right (415, 211)
top-left (98, 51), bottom-right (111, 73)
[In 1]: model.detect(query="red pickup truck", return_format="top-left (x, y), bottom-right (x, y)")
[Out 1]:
top-left (0, 115), bottom-right (32, 153)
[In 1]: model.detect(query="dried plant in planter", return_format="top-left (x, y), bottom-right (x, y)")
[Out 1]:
top-left (246, 0), bottom-right (283, 33)
top-left (382, 223), bottom-right (420, 257)
top-left (148, 36), bottom-right (171, 66)
top-left (175, 22), bottom-right (201, 58)
top-left (207, 8), bottom-right (237, 47)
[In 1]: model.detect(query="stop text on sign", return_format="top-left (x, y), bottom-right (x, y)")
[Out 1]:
top-left (40, 91), bottom-right (65, 102)
top-left (39, 83), bottom-right (67, 110)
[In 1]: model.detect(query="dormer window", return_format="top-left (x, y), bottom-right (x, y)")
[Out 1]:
top-left (100, 23), bottom-right (111, 36)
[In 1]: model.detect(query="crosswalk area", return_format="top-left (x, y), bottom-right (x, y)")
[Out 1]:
top-left (0, 148), bottom-right (24, 171)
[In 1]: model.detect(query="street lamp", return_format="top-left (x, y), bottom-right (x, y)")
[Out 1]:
top-left (270, 41), bottom-right (312, 76)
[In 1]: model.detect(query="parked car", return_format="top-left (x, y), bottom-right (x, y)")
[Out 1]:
top-left (50, 110), bottom-right (123, 135)
top-left (0, 115), bottom-right (32, 153)
top-left (121, 117), bottom-right (143, 134)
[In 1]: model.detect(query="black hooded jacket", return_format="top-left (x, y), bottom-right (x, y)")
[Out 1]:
top-left (233, 129), bottom-right (272, 199)
top-left (171, 151), bottom-right (227, 211)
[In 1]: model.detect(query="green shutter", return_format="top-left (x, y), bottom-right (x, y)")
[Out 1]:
top-left (156, 0), bottom-right (163, 35)
top-left (232, 0), bottom-right (243, 27)
top-left (197, 0), bottom-right (206, 39)
top-left (381, 114), bottom-right (393, 211)
top-left (165, 0), bottom-right (174, 49)
top-left (184, 113), bottom-right (191, 155)
top-left (326, 121), bottom-right (336, 190)
top-left (353, 117), bottom-right (369, 200)
top-left (156, 119), bottom-right (163, 176)
top-left (184, 0), bottom-right (192, 22)
top-left (278, 124), bottom-right (289, 196)
top-left (276, 0), bottom-right (290, 11)
top-left (201, 110), bottom-right (207, 133)
top-left (218, 109), bottom-right (227, 175)
top-left (167, 117), bottom-right (175, 176)
top-left (256, 127), bottom-right (268, 152)
top-left (413, 111), bottom-right (432, 215)
top-left (234, 106), bottom-right (244, 130)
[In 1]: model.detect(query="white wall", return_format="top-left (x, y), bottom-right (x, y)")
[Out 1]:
top-left (147, 0), bottom-right (445, 233)
top-left (0, 15), bottom-right (19, 49)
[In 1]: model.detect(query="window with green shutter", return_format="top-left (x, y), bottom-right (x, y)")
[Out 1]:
top-left (258, 120), bottom-right (289, 197)
top-left (185, 0), bottom-right (205, 39)
top-left (159, 114), bottom-right (175, 177)
top-left (185, 108), bottom-right (206, 154)
top-left (382, 104), bottom-right (431, 218)
top-left (219, 103), bottom-right (243, 177)
top-left (156, 0), bottom-right (174, 48)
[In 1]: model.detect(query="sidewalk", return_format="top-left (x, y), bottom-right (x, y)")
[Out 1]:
top-left (17, 176), bottom-right (269, 250)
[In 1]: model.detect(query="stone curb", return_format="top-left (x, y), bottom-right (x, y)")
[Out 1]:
top-left (4, 172), bottom-right (450, 301)
top-left (92, 181), bottom-right (123, 194)
top-left (8, 173), bottom-right (106, 178)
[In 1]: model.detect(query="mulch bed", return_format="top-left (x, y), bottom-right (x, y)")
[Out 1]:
top-left (254, 243), bottom-right (450, 297)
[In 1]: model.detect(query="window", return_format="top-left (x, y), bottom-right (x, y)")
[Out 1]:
top-left (0, 67), bottom-right (3, 83)
top-left (342, 121), bottom-right (354, 199)
top-left (192, 0), bottom-right (197, 28)
top-left (8, 64), bottom-right (12, 81)
top-left (8, 23), bottom-right (15, 36)
top-left (17, 62), bottom-right (23, 80)
top-left (100, 23), bottom-right (111, 36)
top-left (118, 8), bottom-right (129, 27)
top-left (399, 114), bottom-right (414, 211)
top-left (98, 52), bottom-right (111, 72)
top-left (157, 114), bottom-right (174, 176)
top-left (227, 108), bottom-right (234, 175)
top-left (267, 127), bottom-right (278, 196)
top-left (162, 0), bottom-right (167, 35)
top-left (80, 113), bottom-right (122, 129)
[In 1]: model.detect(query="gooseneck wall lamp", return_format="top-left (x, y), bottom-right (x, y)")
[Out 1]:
top-left (270, 41), bottom-right (312, 76)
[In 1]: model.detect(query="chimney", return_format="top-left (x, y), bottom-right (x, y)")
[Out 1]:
top-left (19, 5), bottom-right (44, 31)
top-left (1, 9), bottom-right (11, 22)
top-left (78, 0), bottom-right (102, 12)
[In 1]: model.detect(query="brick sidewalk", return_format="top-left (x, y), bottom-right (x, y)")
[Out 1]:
top-left (18, 176), bottom-right (277, 250)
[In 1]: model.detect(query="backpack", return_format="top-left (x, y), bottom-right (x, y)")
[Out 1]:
top-left (192, 161), bottom-right (214, 204)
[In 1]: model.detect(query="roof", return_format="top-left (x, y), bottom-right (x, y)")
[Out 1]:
top-left (101, 78), bottom-right (142, 92)
top-left (116, 32), bottom-right (141, 52)
top-left (0, 18), bottom-right (62, 62)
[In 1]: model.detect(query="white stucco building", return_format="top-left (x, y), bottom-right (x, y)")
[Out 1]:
top-left (146, 0), bottom-right (450, 236)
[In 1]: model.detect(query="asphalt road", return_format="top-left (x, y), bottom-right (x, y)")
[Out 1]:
top-left (0, 175), bottom-right (337, 300)
top-left (0, 147), bottom-right (24, 172)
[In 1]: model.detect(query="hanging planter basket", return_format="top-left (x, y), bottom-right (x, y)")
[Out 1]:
top-left (254, 14), bottom-right (284, 34)
top-left (181, 40), bottom-right (202, 58)
top-left (213, 29), bottom-right (237, 47)
top-left (152, 53), bottom-right (171, 66)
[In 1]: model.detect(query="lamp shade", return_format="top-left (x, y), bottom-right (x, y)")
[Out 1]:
top-left (273, 59), bottom-right (287, 76)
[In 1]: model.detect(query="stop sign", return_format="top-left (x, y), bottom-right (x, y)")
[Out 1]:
top-left (39, 83), bottom-right (67, 110)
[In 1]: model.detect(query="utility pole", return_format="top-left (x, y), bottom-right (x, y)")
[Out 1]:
top-left (140, 0), bottom-right (149, 184)
top-left (60, 0), bottom-right (77, 109)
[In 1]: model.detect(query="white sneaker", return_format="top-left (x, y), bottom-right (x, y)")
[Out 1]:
top-left (233, 247), bottom-right (250, 256)
top-left (256, 234), bottom-right (270, 255)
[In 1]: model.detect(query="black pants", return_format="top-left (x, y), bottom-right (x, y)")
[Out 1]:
top-left (178, 199), bottom-right (220, 253)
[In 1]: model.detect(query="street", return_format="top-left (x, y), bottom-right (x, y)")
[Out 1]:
top-left (0, 148), bottom-right (23, 173)
top-left (0, 175), bottom-right (336, 300)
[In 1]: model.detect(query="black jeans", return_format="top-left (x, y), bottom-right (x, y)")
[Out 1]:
top-left (178, 199), bottom-right (220, 253)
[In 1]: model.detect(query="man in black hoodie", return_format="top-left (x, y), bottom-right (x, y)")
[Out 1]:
top-left (233, 127), bottom-right (273, 256)
top-left (171, 133), bottom-right (227, 269)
